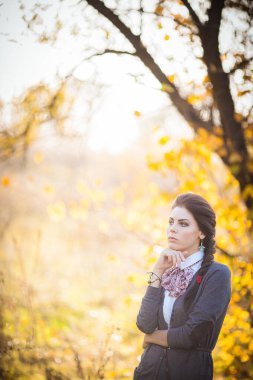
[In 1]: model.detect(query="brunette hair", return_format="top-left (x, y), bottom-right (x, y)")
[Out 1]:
top-left (171, 192), bottom-right (216, 308)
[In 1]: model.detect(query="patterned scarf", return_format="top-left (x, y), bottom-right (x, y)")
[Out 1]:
top-left (161, 259), bottom-right (202, 298)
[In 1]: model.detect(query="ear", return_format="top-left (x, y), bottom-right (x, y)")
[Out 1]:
top-left (200, 232), bottom-right (205, 240)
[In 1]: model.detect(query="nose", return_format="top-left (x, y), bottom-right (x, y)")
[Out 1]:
top-left (167, 225), bottom-right (177, 235)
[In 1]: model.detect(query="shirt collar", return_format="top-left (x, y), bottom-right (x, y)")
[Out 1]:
top-left (180, 250), bottom-right (204, 270)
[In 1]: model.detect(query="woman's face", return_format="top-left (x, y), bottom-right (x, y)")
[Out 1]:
top-left (167, 206), bottom-right (204, 257)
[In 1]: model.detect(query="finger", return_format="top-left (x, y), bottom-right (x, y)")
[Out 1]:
top-left (169, 253), bottom-right (174, 267)
top-left (181, 251), bottom-right (188, 260)
top-left (163, 251), bottom-right (172, 266)
top-left (162, 253), bottom-right (169, 267)
top-left (172, 254), bottom-right (177, 267)
top-left (176, 252), bottom-right (182, 266)
top-left (172, 253), bottom-right (178, 267)
top-left (173, 251), bottom-right (184, 267)
top-left (178, 252), bottom-right (185, 263)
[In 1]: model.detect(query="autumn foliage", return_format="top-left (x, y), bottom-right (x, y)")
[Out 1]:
top-left (0, 0), bottom-right (252, 378)
top-left (1, 121), bottom-right (252, 379)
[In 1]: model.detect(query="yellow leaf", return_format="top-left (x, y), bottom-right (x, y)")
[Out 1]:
top-left (246, 161), bottom-right (253, 172)
top-left (44, 184), bottom-right (54, 193)
top-left (237, 90), bottom-right (249, 97)
top-left (134, 110), bottom-right (141, 117)
top-left (124, 296), bottom-right (132, 306)
top-left (147, 161), bottom-right (161, 171)
top-left (167, 74), bottom-right (175, 83)
top-left (229, 152), bottom-right (242, 163)
top-left (197, 128), bottom-right (208, 139)
top-left (1, 176), bottom-right (10, 187)
top-left (217, 147), bottom-right (227, 157)
top-left (213, 126), bottom-right (223, 136)
top-left (203, 75), bottom-right (210, 83)
top-left (164, 34), bottom-right (170, 41)
top-left (242, 184), bottom-right (253, 200)
top-left (39, 34), bottom-right (49, 43)
top-left (187, 94), bottom-right (199, 104)
top-left (187, 93), bottom-right (207, 104)
top-left (105, 371), bottom-right (117, 378)
top-left (234, 113), bottom-right (243, 122)
top-left (34, 151), bottom-right (44, 164)
top-left (158, 136), bottom-right (169, 145)
top-left (47, 201), bottom-right (66, 221)
top-left (230, 164), bottom-right (241, 174)
top-left (241, 354), bottom-right (249, 363)
top-left (106, 254), bottom-right (117, 261)
top-left (157, 22), bottom-right (163, 29)
top-left (248, 341), bottom-right (253, 351)
top-left (155, 5), bottom-right (164, 15)
top-left (161, 83), bottom-right (174, 93)
top-left (127, 275), bottom-right (135, 283)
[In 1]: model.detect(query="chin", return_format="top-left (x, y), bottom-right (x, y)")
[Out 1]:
top-left (169, 242), bottom-right (185, 251)
top-left (168, 241), bottom-right (179, 249)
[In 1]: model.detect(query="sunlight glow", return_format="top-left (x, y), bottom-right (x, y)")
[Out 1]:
top-left (0, 0), bottom-right (194, 155)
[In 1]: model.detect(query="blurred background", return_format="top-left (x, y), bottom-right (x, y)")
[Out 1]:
top-left (0, 1), bottom-right (252, 379)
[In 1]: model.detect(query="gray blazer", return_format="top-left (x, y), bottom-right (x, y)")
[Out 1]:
top-left (134, 262), bottom-right (231, 380)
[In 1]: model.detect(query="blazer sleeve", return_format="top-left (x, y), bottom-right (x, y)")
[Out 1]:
top-left (167, 265), bottom-right (231, 349)
top-left (136, 286), bottom-right (163, 334)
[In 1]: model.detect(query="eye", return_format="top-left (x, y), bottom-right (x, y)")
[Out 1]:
top-left (180, 222), bottom-right (189, 227)
top-left (168, 220), bottom-right (173, 225)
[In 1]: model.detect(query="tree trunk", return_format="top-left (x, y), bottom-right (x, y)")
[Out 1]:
top-left (199, 0), bottom-right (253, 210)
top-left (86, 0), bottom-right (253, 216)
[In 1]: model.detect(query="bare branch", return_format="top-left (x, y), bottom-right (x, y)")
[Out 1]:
top-left (206, 0), bottom-right (225, 28)
top-left (180, 0), bottom-right (203, 29)
top-left (89, 49), bottom-right (137, 58)
top-left (229, 57), bottom-right (253, 75)
top-left (86, 0), bottom-right (213, 132)
top-left (216, 245), bottom-right (239, 258)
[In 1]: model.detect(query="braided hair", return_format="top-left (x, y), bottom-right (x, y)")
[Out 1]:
top-left (171, 192), bottom-right (216, 310)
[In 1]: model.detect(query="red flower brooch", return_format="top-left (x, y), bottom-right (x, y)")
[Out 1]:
top-left (196, 275), bottom-right (203, 284)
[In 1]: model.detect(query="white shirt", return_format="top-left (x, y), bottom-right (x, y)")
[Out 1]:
top-left (163, 250), bottom-right (204, 326)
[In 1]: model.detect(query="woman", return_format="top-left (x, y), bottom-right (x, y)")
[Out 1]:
top-left (134, 193), bottom-right (231, 380)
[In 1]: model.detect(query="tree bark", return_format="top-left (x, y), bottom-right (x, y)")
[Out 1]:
top-left (198, 0), bottom-right (253, 209)
top-left (200, 0), bottom-right (248, 159)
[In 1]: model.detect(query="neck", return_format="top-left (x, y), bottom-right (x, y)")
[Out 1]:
top-left (184, 247), bottom-right (200, 259)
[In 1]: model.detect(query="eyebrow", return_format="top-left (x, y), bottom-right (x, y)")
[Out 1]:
top-left (169, 217), bottom-right (190, 222)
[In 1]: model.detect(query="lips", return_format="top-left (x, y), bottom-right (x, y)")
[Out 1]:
top-left (168, 237), bottom-right (178, 241)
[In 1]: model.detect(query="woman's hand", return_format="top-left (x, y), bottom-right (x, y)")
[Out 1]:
top-left (152, 248), bottom-right (187, 276)
top-left (142, 334), bottom-right (150, 349)
top-left (142, 331), bottom-right (168, 348)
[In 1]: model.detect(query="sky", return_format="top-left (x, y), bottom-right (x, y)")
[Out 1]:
top-left (0, 0), bottom-right (191, 154)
